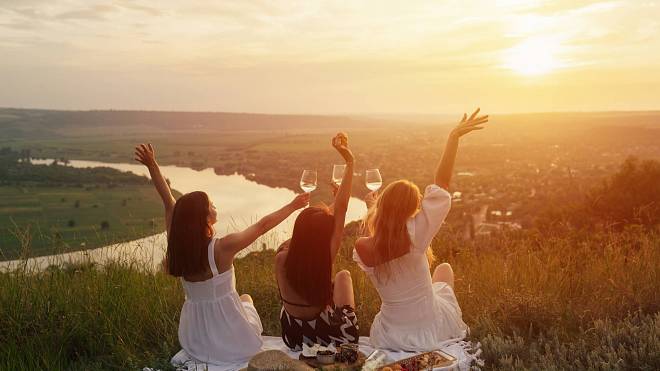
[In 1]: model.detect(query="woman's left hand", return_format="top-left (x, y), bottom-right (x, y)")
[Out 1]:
top-left (332, 132), bottom-right (354, 164)
top-left (365, 191), bottom-right (378, 208)
top-left (451, 108), bottom-right (489, 138)
top-left (289, 193), bottom-right (311, 210)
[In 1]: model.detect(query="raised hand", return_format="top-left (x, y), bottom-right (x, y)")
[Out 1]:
top-left (364, 190), bottom-right (378, 209)
top-left (289, 192), bottom-right (311, 210)
top-left (330, 182), bottom-right (339, 197)
top-left (451, 108), bottom-right (489, 138)
top-left (329, 132), bottom-right (354, 261)
top-left (134, 143), bottom-right (157, 168)
top-left (332, 132), bottom-right (354, 164)
top-left (133, 143), bottom-right (175, 232)
top-left (435, 108), bottom-right (489, 189)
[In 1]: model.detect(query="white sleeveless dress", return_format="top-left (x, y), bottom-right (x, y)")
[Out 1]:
top-left (178, 237), bottom-right (264, 364)
top-left (353, 184), bottom-right (468, 351)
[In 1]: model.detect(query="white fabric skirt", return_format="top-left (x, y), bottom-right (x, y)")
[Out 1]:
top-left (178, 294), bottom-right (264, 365)
top-left (369, 282), bottom-right (468, 352)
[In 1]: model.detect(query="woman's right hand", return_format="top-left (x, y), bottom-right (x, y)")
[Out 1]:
top-left (134, 143), bottom-right (157, 168)
top-left (332, 132), bottom-right (354, 164)
top-left (289, 193), bottom-right (311, 210)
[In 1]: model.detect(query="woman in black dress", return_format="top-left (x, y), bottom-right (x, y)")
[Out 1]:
top-left (274, 132), bottom-right (359, 350)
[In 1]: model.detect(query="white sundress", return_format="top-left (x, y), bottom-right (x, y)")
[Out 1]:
top-left (177, 237), bottom-right (264, 364)
top-left (353, 184), bottom-right (468, 351)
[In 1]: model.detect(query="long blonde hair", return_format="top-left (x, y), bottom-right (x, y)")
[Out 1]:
top-left (365, 180), bottom-right (435, 280)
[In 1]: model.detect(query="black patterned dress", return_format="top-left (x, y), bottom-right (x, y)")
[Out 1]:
top-left (279, 299), bottom-right (359, 351)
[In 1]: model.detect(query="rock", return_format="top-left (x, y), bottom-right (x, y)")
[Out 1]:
top-left (246, 350), bottom-right (313, 371)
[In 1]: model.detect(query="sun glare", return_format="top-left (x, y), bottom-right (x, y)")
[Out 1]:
top-left (503, 37), bottom-right (564, 76)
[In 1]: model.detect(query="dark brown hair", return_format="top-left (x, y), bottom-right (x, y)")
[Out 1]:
top-left (166, 191), bottom-right (213, 277)
top-left (284, 207), bottom-right (335, 306)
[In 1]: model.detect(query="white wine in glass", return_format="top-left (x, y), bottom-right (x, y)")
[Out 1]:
top-left (365, 169), bottom-right (383, 191)
top-left (300, 170), bottom-right (317, 193)
top-left (332, 164), bottom-right (346, 186)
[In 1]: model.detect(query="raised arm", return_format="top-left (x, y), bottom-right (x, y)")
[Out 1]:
top-left (218, 193), bottom-right (310, 258)
top-left (330, 132), bottom-right (354, 261)
top-left (435, 108), bottom-right (489, 189)
top-left (134, 144), bottom-right (176, 233)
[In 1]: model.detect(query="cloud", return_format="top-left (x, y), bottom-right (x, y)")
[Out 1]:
top-left (0, 20), bottom-right (37, 30)
top-left (54, 4), bottom-right (118, 21)
top-left (114, 0), bottom-right (163, 16)
top-left (0, 0), bottom-right (658, 113)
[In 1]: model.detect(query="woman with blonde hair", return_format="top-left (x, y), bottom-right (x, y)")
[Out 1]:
top-left (354, 108), bottom-right (488, 351)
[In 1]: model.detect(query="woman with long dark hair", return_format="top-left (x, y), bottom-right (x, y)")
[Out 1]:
top-left (134, 144), bottom-right (309, 364)
top-left (275, 133), bottom-right (359, 351)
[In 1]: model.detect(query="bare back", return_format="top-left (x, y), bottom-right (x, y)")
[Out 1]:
top-left (275, 248), bottom-right (326, 320)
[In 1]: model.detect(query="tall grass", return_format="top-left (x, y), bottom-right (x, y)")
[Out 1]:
top-left (0, 227), bottom-right (658, 370)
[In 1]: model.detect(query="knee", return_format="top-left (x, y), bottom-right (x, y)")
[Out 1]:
top-left (240, 294), bottom-right (253, 304)
top-left (438, 262), bottom-right (452, 270)
top-left (434, 263), bottom-right (453, 275)
top-left (335, 269), bottom-right (352, 283)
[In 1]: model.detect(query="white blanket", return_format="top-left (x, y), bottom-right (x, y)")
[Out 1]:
top-left (167, 336), bottom-right (482, 371)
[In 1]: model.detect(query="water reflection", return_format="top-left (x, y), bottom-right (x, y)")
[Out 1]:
top-left (2, 159), bottom-right (367, 272)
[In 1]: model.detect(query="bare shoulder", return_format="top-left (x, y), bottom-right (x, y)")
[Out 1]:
top-left (213, 237), bottom-right (234, 272)
top-left (354, 237), bottom-right (375, 266)
top-left (355, 236), bottom-right (371, 250)
top-left (274, 249), bottom-right (288, 280)
top-left (275, 247), bottom-right (287, 267)
top-left (276, 239), bottom-right (290, 253)
top-left (216, 233), bottom-right (240, 253)
top-left (274, 238), bottom-right (288, 263)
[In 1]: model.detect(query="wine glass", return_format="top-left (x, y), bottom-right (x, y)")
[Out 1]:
top-left (300, 170), bottom-right (317, 193)
top-left (332, 164), bottom-right (346, 186)
top-left (365, 169), bottom-right (382, 191)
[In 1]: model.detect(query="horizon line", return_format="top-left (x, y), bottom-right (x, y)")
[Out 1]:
top-left (2, 106), bottom-right (660, 118)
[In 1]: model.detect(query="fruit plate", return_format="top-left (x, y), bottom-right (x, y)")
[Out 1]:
top-left (377, 350), bottom-right (457, 371)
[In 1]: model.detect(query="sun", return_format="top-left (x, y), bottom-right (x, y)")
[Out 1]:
top-left (503, 37), bottom-right (564, 76)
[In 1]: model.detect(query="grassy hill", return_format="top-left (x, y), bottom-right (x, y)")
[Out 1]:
top-left (0, 227), bottom-right (657, 370)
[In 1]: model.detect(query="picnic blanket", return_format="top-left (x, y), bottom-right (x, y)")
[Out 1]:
top-left (166, 336), bottom-right (482, 371)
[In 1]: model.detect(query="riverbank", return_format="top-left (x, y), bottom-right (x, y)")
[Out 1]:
top-left (1, 228), bottom-right (658, 370)
top-left (1, 157), bottom-right (367, 266)
top-left (0, 150), bottom-right (179, 259)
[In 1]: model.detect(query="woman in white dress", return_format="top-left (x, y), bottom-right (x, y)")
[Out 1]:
top-left (134, 144), bottom-right (309, 364)
top-left (353, 108), bottom-right (489, 351)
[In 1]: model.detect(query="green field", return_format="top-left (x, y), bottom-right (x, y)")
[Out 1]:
top-left (0, 185), bottom-right (168, 260)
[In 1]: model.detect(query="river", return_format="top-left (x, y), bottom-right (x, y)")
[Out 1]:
top-left (1, 159), bottom-right (367, 272)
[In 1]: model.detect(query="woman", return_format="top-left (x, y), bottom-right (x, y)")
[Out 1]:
top-left (134, 144), bottom-right (309, 364)
top-left (275, 133), bottom-right (359, 351)
top-left (354, 108), bottom-right (489, 351)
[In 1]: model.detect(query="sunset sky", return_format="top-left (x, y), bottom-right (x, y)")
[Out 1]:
top-left (1, 0), bottom-right (659, 114)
